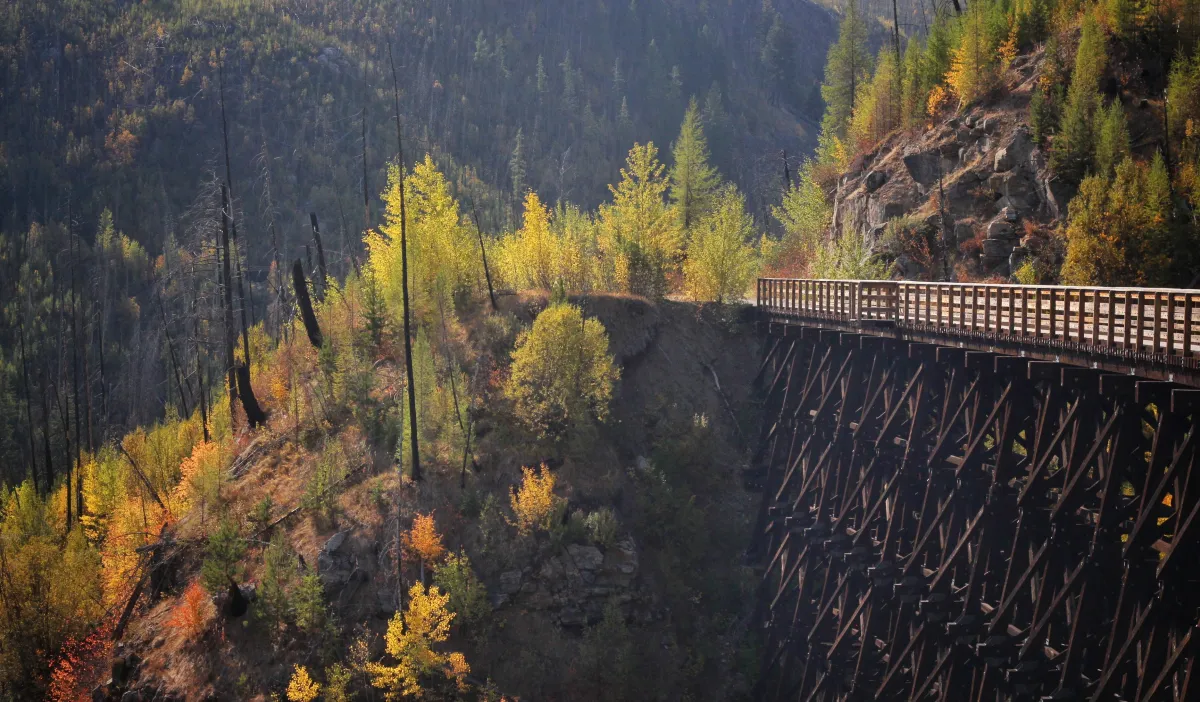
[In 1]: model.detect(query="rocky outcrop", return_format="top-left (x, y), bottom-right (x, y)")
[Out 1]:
top-left (828, 48), bottom-right (1063, 277)
top-left (492, 537), bottom-right (644, 627)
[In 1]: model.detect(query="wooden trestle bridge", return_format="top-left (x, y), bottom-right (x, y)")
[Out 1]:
top-left (750, 279), bottom-right (1200, 702)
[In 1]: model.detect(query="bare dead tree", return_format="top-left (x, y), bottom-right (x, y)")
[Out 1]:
top-left (389, 40), bottom-right (421, 483)
top-left (362, 108), bottom-right (371, 231)
top-left (310, 212), bottom-right (329, 300)
top-left (471, 204), bottom-right (498, 312)
top-left (292, 260), bottom-right (323, 349)
top-left (218, 63), bottom-right (256, 382)
top-left (190, 288), bottom-right (210, 443)
top-left (157, 292), bottom-right (191, 420)
top-left (219, 186), bottom-right (239, 425)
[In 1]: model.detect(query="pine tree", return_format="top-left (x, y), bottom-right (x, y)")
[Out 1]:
top-left (820, 0), bottom-right (872, 140)
top-left (1051, 12), bottom-right (1107, 182)
top-left (770, 161), bottom-right (832, 274)
top-left (510, 128), bottom-right (527, 199)
top-left (612, 57), bottom-right (625, 96)
top-left (670, 98), bottom-right (721, 231)
top-left (1093, 100), bottom-right (1130, 178)
top-left (561, 51), bottom-right (577, 112)
top-left (536, 55), bottom-right (548, 100)
top-left (761, 12), bottom-right (797, 106)
top-left (850, 47), bottom-right (902, 149)
top-left (900, 37), bottom-right (926, 127)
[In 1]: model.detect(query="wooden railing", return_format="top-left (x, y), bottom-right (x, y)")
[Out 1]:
top-left (757, 278), bottom-right (1200, 363)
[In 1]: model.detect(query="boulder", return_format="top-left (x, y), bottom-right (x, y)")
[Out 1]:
top-left (994, 146), bottom-right (1016, 172)
top-left (317, 531), bottom-right (354, 590)
top-left (1003, 174), bottom-right (1040, 210)
top-left (903, 150), bottom-right (952, 187)
top-left (867, 198), bottom-right (909, 229)
top-left (865, 170), bottom-right (888, 193)
top-left (566, 544), bottom-right (604, 571)
top-left (954, 222), bottom-right (976, 245)
top-left (1009, 246), bottom-right (1031, 274)
top-left (323, 531), bottom-right (348, 554)
top-left (499, 570), bottom-right (523, 595)
top-left (982, 238), bottom-right (1014, 265)
top-left (987, 220), bottom-right (1015, 240)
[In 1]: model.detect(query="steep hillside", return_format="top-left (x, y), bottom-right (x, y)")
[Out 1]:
top-left (0, 0), bottom-right (834, 256)
top-left (64, 294), bottom-right (764, 702)
top-left (777, 0), bottom-right (1200, 288)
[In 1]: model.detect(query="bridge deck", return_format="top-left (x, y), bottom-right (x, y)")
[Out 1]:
top-left (757, 278), bottom-right (1200, 386)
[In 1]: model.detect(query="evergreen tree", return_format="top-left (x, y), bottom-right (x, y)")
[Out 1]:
top-left (536, 55), bottom-right (548, 100)
top-left (561, 51), bottom-right (577, 112)
top-left (670, 98), bottom-right (721, 231)
top-left (820, 0), bottom-right (872, 140)
top-left (900, 37), bottom-right (926, 127)
top-left (761, 12), bottom-right (797, 106)
top-left (1051, 12), bottom-right (1107, 182)
top-left (1062, 155), bottom-right (1173, 285)
top-left (599, 143), bottom-right (681, 297)
top-left (769, 161), bottom-right (832, 274)
top-left (510, 128), bottom-right (527, 199)
top-left (850, 47), bottom-right (902, 149)
top-left (1093, 100), bottom-right (1130, 178)
top-left (612, 57), bottom-right (625, 97)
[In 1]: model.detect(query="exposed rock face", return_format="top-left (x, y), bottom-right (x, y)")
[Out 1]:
top-left (826, 48), bottom-right (1061, 277)
top-left (493, 538), bottom-right (644, 627)
top-left (865, 169), bottom-right (888, 193)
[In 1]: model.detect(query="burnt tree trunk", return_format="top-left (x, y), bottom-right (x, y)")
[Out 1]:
top-left (235, 364), bottom-right (267, 429)
top-left (292, 260), bottom-right (323, 349)
top-left (390, 41), bottom-right (422, 482)
top-left (219, 187), bottom-right (239, 425)
top-left (310, 212), bottom-right (329, 301)
top-left (159, 294), bottom-right (191, 419)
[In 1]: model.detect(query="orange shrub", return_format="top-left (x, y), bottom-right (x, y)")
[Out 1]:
top-left (167, 581), bottom-right (215, 638)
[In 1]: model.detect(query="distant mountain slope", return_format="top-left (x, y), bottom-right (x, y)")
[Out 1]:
top-left (0, 0), bottom-right (836, 269)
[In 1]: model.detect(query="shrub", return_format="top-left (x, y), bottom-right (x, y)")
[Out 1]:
top-left (406, 513), bottom-right (447, 567)
top-left (166, 581), bottom-right (215, 639)
top-left (584, 508), bottom-right (620, 547)
top-left (504, 303), bottom-right (618, 438)
top-left (509, 464), bottom-right (564, 536)
top-left (286, 665), bottom-right (320, 702)
top-left (432, 552), bottom-right (490, 632)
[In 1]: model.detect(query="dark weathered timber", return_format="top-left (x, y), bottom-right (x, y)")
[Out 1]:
top-left (751, 279), bottom-right (1200, 702)
top-left (292, 260), bottom-right (323, 349)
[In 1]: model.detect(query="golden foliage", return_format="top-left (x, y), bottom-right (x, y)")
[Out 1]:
top-left (503, 303), bottom-right (618, 436)
top-left (287, 665), bottom-right (321, 702)
top-left (368, 583), bottom-right (469, 699)
top-left (405, 513), bottom-right (446, 565)
top-left (509, 464), bottom-right (563, 536)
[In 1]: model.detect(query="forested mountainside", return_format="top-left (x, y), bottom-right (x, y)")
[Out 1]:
top-left (1, 0), bottom-right (834, 245)
top-left (778, 0), bottom-right (1200, 286)
top-left (0, 0), bottom-right (834, 462)
top-left (7, 0), bottom-right (1200, 699)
